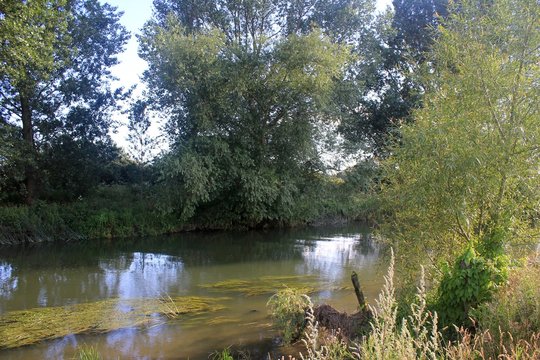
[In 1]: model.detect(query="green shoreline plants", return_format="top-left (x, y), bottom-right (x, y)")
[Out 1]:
top-left (265, 250), bottom-right (540, 360)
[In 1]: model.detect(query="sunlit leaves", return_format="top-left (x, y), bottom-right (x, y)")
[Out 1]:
top-left (381, 0), bottom-right (540, 268)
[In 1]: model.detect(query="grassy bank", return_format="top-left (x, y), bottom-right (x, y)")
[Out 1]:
top-left (0, 181), bottom-right (374, 245)
top-left (0, 186), bottom-right (178, 244)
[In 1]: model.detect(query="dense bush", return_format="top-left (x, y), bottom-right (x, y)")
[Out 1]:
top-left (436, 246), bottom-right (509, 328)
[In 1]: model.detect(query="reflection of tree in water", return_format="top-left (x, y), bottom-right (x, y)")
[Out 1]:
top-left (297, 232), bottom-right (380, 282)
top-left (353, 232), bottom-right (379, 255)
top-left (0, 262), bottom-right (18, 307)
top-left (0, 224), bottom-right (375, 311)
top-left (99, 252), bottom-right (185, 299)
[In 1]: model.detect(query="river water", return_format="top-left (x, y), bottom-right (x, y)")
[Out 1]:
top-left (0, 224), bottom-right (384, 359)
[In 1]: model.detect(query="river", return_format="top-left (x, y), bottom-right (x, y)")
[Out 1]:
top-left (0, 224), bottom-right (384, 359)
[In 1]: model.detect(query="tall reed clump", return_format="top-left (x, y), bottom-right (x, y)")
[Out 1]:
top-left (293, 250), bottom-right (442, 360)
top-left (75, 346), bottom-right (103, 360)
top-left (351, 250), bottom-right (443, 360)
top-left (300, 305), bottom-right (353, 360)
top-left (267, 287), bottom-right (313, 344)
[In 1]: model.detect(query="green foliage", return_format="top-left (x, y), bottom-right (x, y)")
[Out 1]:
top-left (0, 185), bottom-right (183, 244)
top-left (0, 0), bottom-right (129, 204)
top-left (210, 348), bottom-right (234, 360)
top-left (0, 0), bottom-right (70, 91)
top-left (267, 288), bottom-right (312, 343)
top-left (140, 0), bottom-right (369, 228)
top-left (436, 246), bottom-right (509, 328)
top-left (75, 346), bottom-right (102, 360)
top-left (0, 122), bottom-right (26, 202)
top-left (40, 136), bottom-right (122, 201)
top-left (338, 0), bottom-right (448, 156)
top-left (380, 0), bottom-right (540, 279)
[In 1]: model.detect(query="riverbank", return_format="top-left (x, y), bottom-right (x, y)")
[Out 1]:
top-left (0, 185), bottom-right (376, 245)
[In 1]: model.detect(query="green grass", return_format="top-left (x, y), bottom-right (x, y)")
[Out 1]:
top-left (75, 346), bottom-right (103, 360)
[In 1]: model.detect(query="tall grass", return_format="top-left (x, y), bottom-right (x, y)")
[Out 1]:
top-left (75, 346), bottom-right (102, 360)
top-left (286, 250), bottom-right (540, 360)
top-left (354, 252), bottom-right (442, 360)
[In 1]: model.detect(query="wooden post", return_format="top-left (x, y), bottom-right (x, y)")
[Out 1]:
top-left (351, 271), bottom-right (367, 311)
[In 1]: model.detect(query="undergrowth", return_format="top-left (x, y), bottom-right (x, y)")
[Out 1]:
top-left (267, 250), bottom-right (540, 360)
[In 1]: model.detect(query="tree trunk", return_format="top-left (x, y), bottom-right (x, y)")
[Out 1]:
top-left (21, 95), bottom-right (35, 205)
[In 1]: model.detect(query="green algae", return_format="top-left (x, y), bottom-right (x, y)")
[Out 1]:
top-left (0, 296), bottom-right (226, 349)
top-left (206, 316), bottom-right (241, 326)
top-left (199, 275), bottom-right (352, 296)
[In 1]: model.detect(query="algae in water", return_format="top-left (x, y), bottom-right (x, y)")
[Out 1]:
top-left (0, 296), bottom-right (226, 349)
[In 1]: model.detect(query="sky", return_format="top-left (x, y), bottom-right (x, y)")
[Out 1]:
top-left (103, 0), bottom-right (394, 148)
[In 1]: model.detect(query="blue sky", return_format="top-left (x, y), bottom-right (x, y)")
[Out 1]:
top-left (105, 0), bottom-right (153, 91)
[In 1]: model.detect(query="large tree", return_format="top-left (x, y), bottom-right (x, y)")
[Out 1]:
top-left (0, 0), bottom-right (129, 203)
top-left (339, 0), bottom-right (449, 156)
top-left (0, 0), bottom-right (71, 203)
top-left (381, 0), bottom-right (540, 275)
top-left (140, 0), bottom-right (373, 226)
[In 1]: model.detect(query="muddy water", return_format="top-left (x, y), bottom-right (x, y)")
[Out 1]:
top-left (0, 224), bottom-right (384, 359)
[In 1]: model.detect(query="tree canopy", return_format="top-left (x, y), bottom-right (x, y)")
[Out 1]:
top-left (0, 0), bottom-right (129, 202)
top-left (140, 0), bottom-right (374, 226)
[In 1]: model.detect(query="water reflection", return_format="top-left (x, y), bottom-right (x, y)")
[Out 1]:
top-left (299, 233), bottom-right (379, 281)
top-left (99, 253), bottom-right (185, 299)
top-left (0, 262), bottom-right (17, 299)
top-left (0, 224), bottom-right (384, 359)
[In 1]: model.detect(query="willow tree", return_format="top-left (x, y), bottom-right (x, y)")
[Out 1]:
top-left (140, 0), bottom-right (372, 226)
top-left (381, 0), bottom-right (539, 271)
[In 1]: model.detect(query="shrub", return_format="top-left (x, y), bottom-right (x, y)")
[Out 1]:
top-left (436, 246), bottom-right (509, 328)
